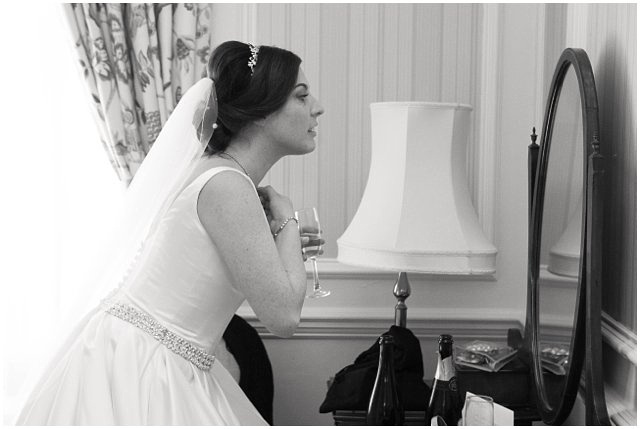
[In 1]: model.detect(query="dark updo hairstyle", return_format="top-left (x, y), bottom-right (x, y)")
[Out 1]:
top-left (205, 41), bottom-right (302, 155)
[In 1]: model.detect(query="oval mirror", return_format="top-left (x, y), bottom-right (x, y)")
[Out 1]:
top-left (536, 58), bottom-right (584, 422)
top-left (527, 48), bottom-right (606, 424)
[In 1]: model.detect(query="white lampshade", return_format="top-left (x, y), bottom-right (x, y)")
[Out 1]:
top-left (337, 102), bottom-right (497, 274)
top-left (547, 198), bottom-right (582, 278)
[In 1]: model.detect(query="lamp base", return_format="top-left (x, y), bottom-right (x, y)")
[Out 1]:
top-left (393, 272), bottom-right (411, 328)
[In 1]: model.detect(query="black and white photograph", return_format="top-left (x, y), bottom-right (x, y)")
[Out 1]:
top-left (2, 1), bottom-right (636, 426)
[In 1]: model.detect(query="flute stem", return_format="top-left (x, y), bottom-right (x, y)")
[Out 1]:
top-left (311, 258), bottom-right (320, 290)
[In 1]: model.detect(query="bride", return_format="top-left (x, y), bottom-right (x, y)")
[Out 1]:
top-left (16, 41), bottom-right (324, 425)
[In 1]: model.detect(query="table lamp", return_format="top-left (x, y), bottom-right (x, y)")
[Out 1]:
top-left (337, 102), bottom-right (497, 327)
top-left (547, 198), bottom-right (582, 278)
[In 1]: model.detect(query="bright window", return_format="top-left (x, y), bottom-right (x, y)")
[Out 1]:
top-left (2, 4), bottom-right (123, 423)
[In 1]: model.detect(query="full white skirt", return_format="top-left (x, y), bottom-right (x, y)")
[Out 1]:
top-left (16, 308), bottom-right (267, 425)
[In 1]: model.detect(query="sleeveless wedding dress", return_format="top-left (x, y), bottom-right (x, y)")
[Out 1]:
top-left (17, 167), bottom-right (268, 425)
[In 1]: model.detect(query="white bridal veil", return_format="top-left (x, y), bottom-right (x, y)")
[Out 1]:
top-left (80, 77), bottom-right (218, 313)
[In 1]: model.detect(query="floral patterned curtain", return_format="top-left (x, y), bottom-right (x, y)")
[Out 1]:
top-left (62, 3), bottom-right (212, 184)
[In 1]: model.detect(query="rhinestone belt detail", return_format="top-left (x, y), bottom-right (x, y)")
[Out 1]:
top-left (105, 302), bottom-right (216, 371)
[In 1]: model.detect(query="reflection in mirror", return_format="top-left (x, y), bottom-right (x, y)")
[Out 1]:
top-left (538, 64), bottom-right (583, 406)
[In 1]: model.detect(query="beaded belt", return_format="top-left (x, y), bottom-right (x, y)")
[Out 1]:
top-left (104, 301), bottom-right (216, 371)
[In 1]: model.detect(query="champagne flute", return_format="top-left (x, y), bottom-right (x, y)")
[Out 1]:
top-left (295, 207), bottom-right (330, 298)
top-left (463, 394), bottom-right (494, 426)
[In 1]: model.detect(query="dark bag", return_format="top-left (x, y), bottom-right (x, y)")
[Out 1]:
top-left (223, 315), bottom-right (274, 425)
top-left (319, 325), bottom-right (430, 412)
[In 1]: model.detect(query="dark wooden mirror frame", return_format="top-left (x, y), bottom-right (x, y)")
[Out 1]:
top-left (526, 47), bottom-right (610, 425)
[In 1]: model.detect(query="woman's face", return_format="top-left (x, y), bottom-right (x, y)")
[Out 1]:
top-left (263, 68), bottom-right (324, 155)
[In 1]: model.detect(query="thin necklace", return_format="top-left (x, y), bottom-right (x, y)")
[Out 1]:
top-left (220, 152), bottom-right (250, 177)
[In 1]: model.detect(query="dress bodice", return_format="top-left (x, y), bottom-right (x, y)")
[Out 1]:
top-left (118, 167), bottom-right (256, 352)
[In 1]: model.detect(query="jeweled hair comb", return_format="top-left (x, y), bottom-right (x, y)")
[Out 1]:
top-left (247, 42), bottom-right (260, 76)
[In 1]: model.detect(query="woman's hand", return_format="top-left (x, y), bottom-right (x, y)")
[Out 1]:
top-left (258, 186), bottom-right (325, 259)
top-left (300, 231), bottom-right (325, 262)
top-left (257, 185), bottom-right (295, 235)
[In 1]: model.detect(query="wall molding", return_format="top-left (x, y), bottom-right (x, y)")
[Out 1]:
top-left (605, 382), bottom-right (638, 426)
top-left (533, 4), bottom-right (547, 128)
top-left (571, 311), bottom-right (636, 425)
top-left (241, 3), bottom-right (257, 43)
top-left (237, 306), bottom-right (522, 340)
top-left (578, 377), bottom-right (638, 426)
top-left (309, 258), bottom-right (497, 281)
top-left (475, 3), bottom-right (502, 243)
top-left (601, 311), bottom-right (637, 366)
top-left (565, 3), bottom-right (590, 48)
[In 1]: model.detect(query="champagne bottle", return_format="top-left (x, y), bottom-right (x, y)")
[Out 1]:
top-left (366, 334), bottom-right (404, 425)
top-left (426, 334), bottom-right (462, 425)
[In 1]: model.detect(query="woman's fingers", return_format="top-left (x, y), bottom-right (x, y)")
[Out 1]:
top-left (308, 238), bottom-right (325, 247)
top-left (257, 185), bottom-right (277, 199)
top-left (301, 237), bottom-right (324, 248)
top-left (299, 225), bottom-right (321, 235)
top-left (301, 249), bottom-right (323, 263)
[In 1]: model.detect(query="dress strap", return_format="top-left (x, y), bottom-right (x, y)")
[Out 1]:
top-left (189, 166), bottom-right (256, 195)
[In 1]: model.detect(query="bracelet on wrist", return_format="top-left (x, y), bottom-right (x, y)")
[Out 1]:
top-left (273, 216), bottom-right (298, 238)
